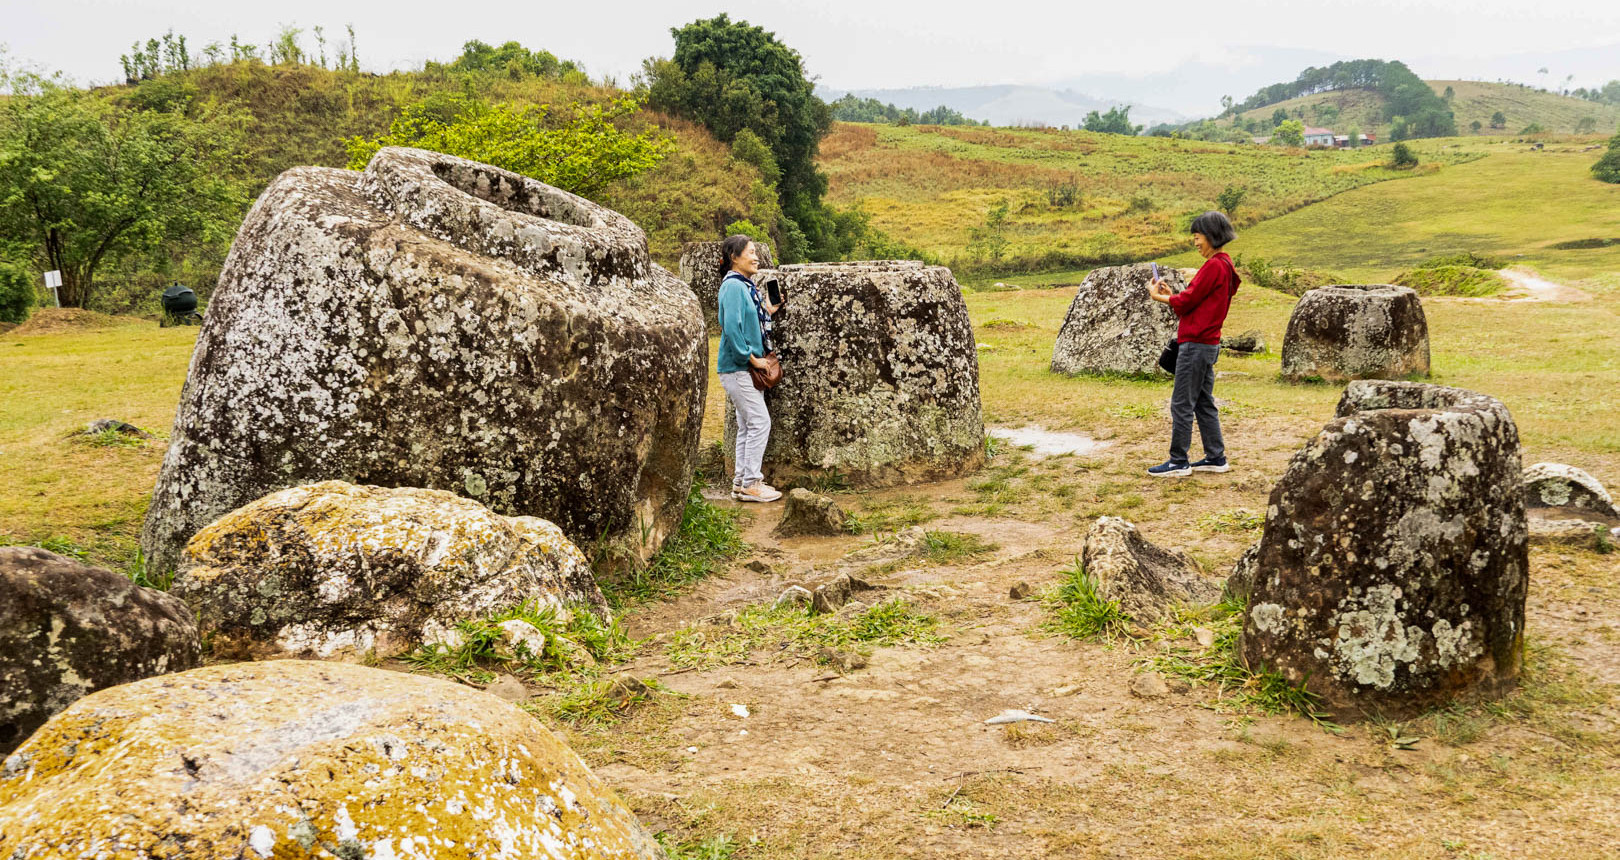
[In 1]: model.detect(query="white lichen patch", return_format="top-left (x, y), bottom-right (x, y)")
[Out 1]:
top-left (1329, 584), bottom-right (1423, 689)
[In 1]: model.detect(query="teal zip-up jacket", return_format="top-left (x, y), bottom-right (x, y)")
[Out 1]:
top-left (717, 272), bottom-right (765, 374)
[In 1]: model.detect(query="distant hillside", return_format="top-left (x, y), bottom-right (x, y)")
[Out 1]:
top-left (1229, 80), bottom-right (1620, 139)
top-left (817, 84), bottom-right (1186, 130)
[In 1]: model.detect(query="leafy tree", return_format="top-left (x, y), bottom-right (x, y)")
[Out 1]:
top-left (1272, 119), bottom-right (1305, 146)
top-left (1470, 120), bottom-right (1483, 133)
top-left (1082, 106), bottom-right (1141, 135)
top-left (1216, 185), bottom-right (1246, 216)
top-left (966, 199), bottom-right (1010, 262)
top-left (1520, 123), bottom-right (1546, 134)
top-left (0, 72), bottom-right (244, 309)
top-left (345, 93), bottom-right (672, 200)
top-left (1442, 85), bottom-right (1455, 102)
top-left (1490, 110), bottom-right (1507, 129)
top-left (730, 128), bottom-right (779, 187)
top-left (724, 218), bottom-right (770, 244)
top-left (1345, 125), bottom-right (1362, 149)
top-left (0, 260), bottom-right (33, 323)
top-left (1591, 133), bottom-right (1620, 184)
top-left (1271, 108), bottom-right (1289, 128)
top-left (450, 40), bottom-right (584, 82)
top-left (828, 94), bottom-right (981, 126)
top-left (1575, 116), bottom-right (1598, 134)
top-left (1391, 142), bottom-right (1419, 169)
top-left (1233, 59), bottom-right (1453, 138)
top-left (643, 14), bottom-right (833, 260)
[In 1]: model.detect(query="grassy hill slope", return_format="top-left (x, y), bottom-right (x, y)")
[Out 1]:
top-left (1231, 80), bottom-right (1620, 138)
top-left (1159, 139), bottom-right (1620, 294)
top-left (820, 123), bottom-right (1478, 272)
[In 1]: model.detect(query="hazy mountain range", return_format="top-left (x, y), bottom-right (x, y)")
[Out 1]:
top-left (820, 43), bottom-right (1620, 128)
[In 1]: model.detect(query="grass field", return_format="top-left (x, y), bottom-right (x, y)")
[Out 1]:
top-left (1230, 80), bottom-right (1620, 139)
top-left (820, 123), bottom-right (1481, 269)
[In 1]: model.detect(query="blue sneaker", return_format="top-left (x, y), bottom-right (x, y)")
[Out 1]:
top-left (1147, 460), bottom-right (1192, 478)
top-left (1190, 456), bottom-right (1230, 473)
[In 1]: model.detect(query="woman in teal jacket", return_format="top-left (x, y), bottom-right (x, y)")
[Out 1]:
top-left (716, 235), bottom-right (782, 503)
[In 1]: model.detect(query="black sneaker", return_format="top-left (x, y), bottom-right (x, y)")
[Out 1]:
top-left (1190, 456), bottom-right (1230, 473)
top-left (1147, 460), bottom-right (1192, 478)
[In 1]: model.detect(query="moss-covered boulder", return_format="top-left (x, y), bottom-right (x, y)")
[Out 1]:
top-left (141, 146), bottom-right (706, 578)
top-left (726, 260), bottom-right (984, 487)
top-left (1281, 284), bottom-right (1430, 382)
top-left (0, 547), bottom-right (199, 754)
top-left (679, 239), bottom-right (774, 334)
top-left (1240, 381), bottom-right (1528, 719)
top-left (173, 481), bottom-right (606, 659)
top-left (0, 660), bottom-right (662, 859)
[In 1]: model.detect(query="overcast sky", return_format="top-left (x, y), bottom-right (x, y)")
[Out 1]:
top-left (5, 0), bottom-right (1618, 109)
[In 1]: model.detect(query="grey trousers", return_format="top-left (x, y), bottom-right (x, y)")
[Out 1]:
top-left (1169, 342), bottom-right (1224, 463)
top-left (721, 370), bottom-right (771, 487)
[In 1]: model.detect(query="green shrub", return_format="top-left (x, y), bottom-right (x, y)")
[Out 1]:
top-left (1390, 142), bottom-right (1419, 169)
top-left (1392, 264), bottom-right (1504, 297)
top-left (1234, 254), bottom-right (1343, 296)
top-left (1593, 134), bottom-right (1620, 184)
top-left (0, 261), bottom-right (35, 324)
top-left (1413, 251), bottom-right (1505, 270)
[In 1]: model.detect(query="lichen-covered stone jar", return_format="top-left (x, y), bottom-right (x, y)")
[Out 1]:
top-left (141, 147), bottom-right (706, 576)
top-left (1240, 381), bottom-right (1528, 719)
top-left (727, 261), bottom-right (984, 487)
top-left (1280, 284), bottom-right (1430, 382)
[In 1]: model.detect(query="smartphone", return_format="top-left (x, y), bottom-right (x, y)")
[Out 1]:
top-left (764, 277), bottom-right (783, 308)
top-left (1150, 262), bottom-right (1161, 281)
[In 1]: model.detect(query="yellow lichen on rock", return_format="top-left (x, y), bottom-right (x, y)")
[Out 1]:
top-left (0, 661), bottom-right (663, 859)
top-left (173, 481), bottom-right (608, 659)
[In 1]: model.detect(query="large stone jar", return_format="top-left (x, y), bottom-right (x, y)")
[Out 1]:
top-left (728, 261), bottom-right (984, 487)
top-left (1240, 381), bottom-right (1528, 718)
top-left (1051, 263), bottom-right (1187, 376)
top-left (141, 147), bottom-right (707, 576)
top-left (680, 239), bottom-right (774, 334)
top-left (1280, 284), bottom-right (1430, 382)
top-left (0, 661), bottom-right (662, 858)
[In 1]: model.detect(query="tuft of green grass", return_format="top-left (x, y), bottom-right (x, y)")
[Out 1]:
top-left (844, 494), bottom-right (938, 535)
top-left (656, 833), bottom-right (739, 860)
top-left (78, 426), bottom-right (152, 449)
top-left (919, 530), bottom-right (999, 563)
top-left (606, 481), bottom-right (745, 606)
top-left (126, 549), bottom-right (175, 590)
top-left (665, 598), bottom-right (946, 671)
top-left (401, 601), bottom-right (633, 682)
top-left (1198, 508), bottom-right (1265, 534)
top-left (1043, 556), bottom-right (1129, 640)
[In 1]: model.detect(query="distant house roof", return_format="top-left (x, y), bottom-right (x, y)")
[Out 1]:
top-left (1303, 126), bottom-right (1335, 136)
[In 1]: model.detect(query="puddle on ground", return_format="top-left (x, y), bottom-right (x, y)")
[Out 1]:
top-left (988, 425), bottom-right (1112, 457)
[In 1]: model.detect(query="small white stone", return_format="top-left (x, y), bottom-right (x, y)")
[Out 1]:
top-left (730, 703), bottom-right (749, 719)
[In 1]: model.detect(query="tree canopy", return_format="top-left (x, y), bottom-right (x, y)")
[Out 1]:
top-left (1083, 106), bottom-right (1141, 136)
top-left (0, 71), bottom-right (245, 308)
top-left (1592, 133), bottom-right (1620, 184)
top-left (1232, 59), bottom-right (1456, 139)
top-left (828, 95), bottom-right (983, 126)
top-left (643, 14), bottom-right (837, 260)
top-left (345, 93), bottom-right (673, 200)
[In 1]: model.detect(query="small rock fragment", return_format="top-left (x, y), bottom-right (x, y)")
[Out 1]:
top-left (773, 489), bottom-right (851, 538)
top-left (775, 585), bottom-right (813, 608)
top-left (730, 703), bottom-right (750, 719)
top-left (1193, 627), bottom-right (1216, 648)
top-left (816, 646), bottom-right (869, 672)
top-left (1009, 581), bottom-right (1033, 600)
top-left (485, 674), bottom-right (529, 703)
top-left (497, 619), bottom-right (547, 659)
top-left (984, 709), bottom-right (1055, 725)
top-left (1129, 673), bottom-right (1171, 699)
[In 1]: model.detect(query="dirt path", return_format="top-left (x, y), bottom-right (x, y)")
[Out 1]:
top-left (565, 432), bottom-right (1620, 858)
top-left (1499, 267), bottom-right (1594, 303)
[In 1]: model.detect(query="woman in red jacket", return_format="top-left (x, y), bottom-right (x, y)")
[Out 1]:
top-left (1146, 211), bottom-right (1240, 477)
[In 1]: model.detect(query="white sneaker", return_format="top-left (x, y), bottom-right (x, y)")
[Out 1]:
top-left (733, 483), bottom-right (783, 503)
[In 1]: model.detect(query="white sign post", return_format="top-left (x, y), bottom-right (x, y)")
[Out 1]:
top-left (43, 270), bottom-right (62, 307)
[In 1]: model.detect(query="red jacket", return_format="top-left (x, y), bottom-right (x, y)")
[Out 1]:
top-left (1167, 252), bottom-right (1240, 344)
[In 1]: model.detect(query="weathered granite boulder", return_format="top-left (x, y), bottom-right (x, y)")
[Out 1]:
top-left (1522, 462), bottom-right (1619, 521)
top-left (141, 146), bottom-right (706, 577)
top-left (0, 547), bottom-right (199, 754)
top-left (774, 488), bottom-right (850, 537)
top-left (679, 239), bottom-right (775, 334)
top-left (0, 660), bottom-right (661, 859)
top-left (1081, 517), bottom-right (1219, 621)
top-left (1280, 284), bottom-right (1430, 382)
top-left (726, 261), bottom-right (984, 487)
top-left (173, 481), bottom-right (605, 659)
top-left (1241, 381), bottom-right (1528, 719)
top-left (1051, 263), bottom-right (1187, 376)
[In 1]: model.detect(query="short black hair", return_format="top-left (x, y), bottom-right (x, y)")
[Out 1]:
top-left (720, 234), bottom-right (754, 269)
top-left (1190, 211), bottom-right (1236, 247)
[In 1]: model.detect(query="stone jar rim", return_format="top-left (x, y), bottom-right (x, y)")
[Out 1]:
top-left (1306, 284), bottom-right (1416, 298)
top-left (362, 147), bottom-right (649, 286)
